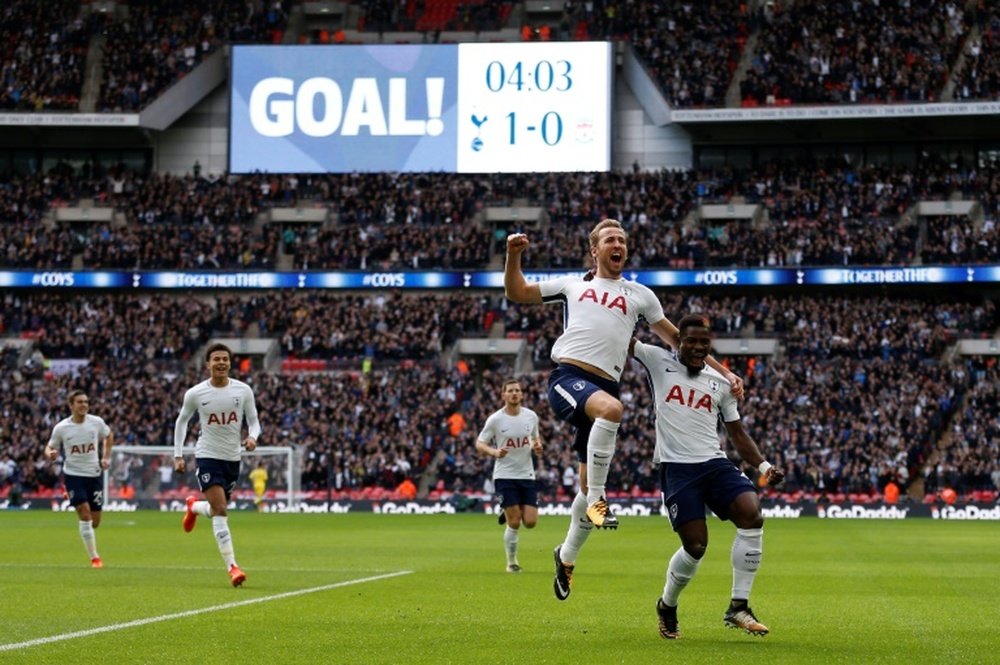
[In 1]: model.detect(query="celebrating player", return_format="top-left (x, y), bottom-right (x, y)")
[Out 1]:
top-left (504, 219), bottom-right (744, 601)
top-left (475, 378), bottom-right (543, 573)
top-left (174, 343), bottom-right (261, 587)
top-left (44, 389), bottom-right (114, 568)
top-left (631, 314), bottom-right (783, 639)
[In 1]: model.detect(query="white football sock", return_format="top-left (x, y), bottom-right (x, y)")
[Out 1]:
top-left (731, 527), bottom-right (763, 600)
top-left (79, 520), bottom-right (99, 559)
top-left (504, 526), bottom-right (519, 566)
top-left (662, 547), bottom-right (701, 606)
top-left (586, 417), bottom-right (619, 503)
top-left (193, 500), bottom-right (212, 517)
top-left (212, 516), bottom-right (237, 568)
top-left (558, 491), bottom-right (593, 564)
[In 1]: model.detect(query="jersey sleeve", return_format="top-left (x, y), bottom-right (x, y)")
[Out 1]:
top-left (631, 339), bottom-right (651, 366)
top-left (477, 413), bottom-right (497, 445)
top-left (95, 416), bottom-right (111, 439)
top-left (47, 423), bottom-right (63, 450)
top-left (718, 386), bottom-right (741, 422)
top-left (637, 284), bottom-right (666, 325)
top-left (173, 388), bottom-right (198, 457)
top-left (537, 275), bottom-right (572, 301)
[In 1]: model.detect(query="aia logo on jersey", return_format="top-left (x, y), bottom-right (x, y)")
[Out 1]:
top-left (664, 385), bottom-right (713, 412)
top-left (504, 436), bottom-right (531, 449)
top-left (207, 411), bottom-right (239, 425)
top-left (70, 442), bottom-right (96, 455)
top-left (578, 288), bottom-right (627, 315)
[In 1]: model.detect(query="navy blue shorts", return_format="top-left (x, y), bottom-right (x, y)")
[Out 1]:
top-left (195, 458), bottom-right (241, 500)
top-left (547, 364), bottom-right (620, 462)
top-left (494, 478), bottom-right (539, 509)
top-left (659, 458), bottom-right (756, 530)
top-left (64, 474), bottom-right (103, 511)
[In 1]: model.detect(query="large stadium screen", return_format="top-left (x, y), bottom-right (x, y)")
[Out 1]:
top-left (229, 42), bottom-right (612, 174)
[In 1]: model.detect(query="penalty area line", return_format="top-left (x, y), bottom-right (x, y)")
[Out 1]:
top-left (0, 570), bottom-right (413, 652)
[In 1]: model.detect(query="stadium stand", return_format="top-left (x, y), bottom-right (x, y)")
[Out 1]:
top-left (2, 289), bottom-right (997, 505)
top-left (4, 161), bottom-right (1000, 271)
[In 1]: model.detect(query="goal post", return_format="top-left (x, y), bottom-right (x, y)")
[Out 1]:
top-left (106, 445), bottom-right (299, 510)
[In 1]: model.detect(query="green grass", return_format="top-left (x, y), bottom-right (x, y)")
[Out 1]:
top-left (0, 511), bottom-right (996, 664)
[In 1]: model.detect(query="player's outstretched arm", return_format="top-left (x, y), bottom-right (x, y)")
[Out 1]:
top-left (724, 419), bottom-right (784, 487)
top-left (504, 233), bottom-right (542, 304)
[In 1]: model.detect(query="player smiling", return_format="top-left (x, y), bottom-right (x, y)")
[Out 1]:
top-left (174, 343), bottom-right (261, 587)
top-left (631, 314), bottom-right (784, 639)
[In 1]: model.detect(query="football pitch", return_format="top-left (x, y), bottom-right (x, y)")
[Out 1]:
top-left (0, 511), bottom-right (995, 664)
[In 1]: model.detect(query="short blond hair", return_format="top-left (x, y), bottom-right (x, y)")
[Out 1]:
top-left (588, 218), bottom-right (626, 249)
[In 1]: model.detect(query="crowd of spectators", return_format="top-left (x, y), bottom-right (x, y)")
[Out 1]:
top-left (921, 214), bottom-right (999, 264)
top-left (0, 290), bottom-right (498, 365)
top-left (952, 6), bottom-right (1000, 101)
top-left (98, 0), bottom-right (287, 112)
top-left (4, 160), bottom-right (1000, 271)
top-left (2, 289), bottom-right (998, 505)
top-left (359, 0), bottom-right (511, 34)
top-left (7, 0), bottom-right (1000, 114)
top-left (740, 0), bottom-right (969, 106)
top-left (924, 357), bottom-right (1000, 497)
top-left (623, 0), bottom-right (751, 108)
top-left (0, 0), bottom-right (93, 110)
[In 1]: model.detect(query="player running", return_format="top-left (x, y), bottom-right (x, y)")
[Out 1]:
top-left (44, 390), bottom-right (114, 568)
top-left (475, 378), bottom-right (543, 573)
top-left (174, 343), bottom-right (261, 587)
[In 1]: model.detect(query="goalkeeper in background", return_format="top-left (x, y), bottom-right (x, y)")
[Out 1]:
top-left (250, 462), bottom-right (268, 512)
top-left (174, 343), bottom-right (261, 588)
top-left (630, 315), bottom-right (784, 640)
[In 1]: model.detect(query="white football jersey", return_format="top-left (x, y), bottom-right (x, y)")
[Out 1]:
top-left (174, 378), bottom-right (261, 461)
top-left (477, 407), bottom-right (540, 481)
top-left (538, 276), bottom-right (665, 381)
top-left (48, 414), bottom-right (111, 477)
top-left (632, 340), bottom-right (740, 463)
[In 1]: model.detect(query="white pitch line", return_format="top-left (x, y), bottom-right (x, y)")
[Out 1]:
top-left (0, 570), bottom-right (413, 652)
top-left (0, 562), bottom-right (377, 573)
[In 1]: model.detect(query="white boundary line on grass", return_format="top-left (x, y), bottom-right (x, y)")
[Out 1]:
top-left (0, 570), bottom-right (413, 652)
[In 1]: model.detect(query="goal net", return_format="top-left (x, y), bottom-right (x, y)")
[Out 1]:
top-left (106, 445), bottom-right (299, 510)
